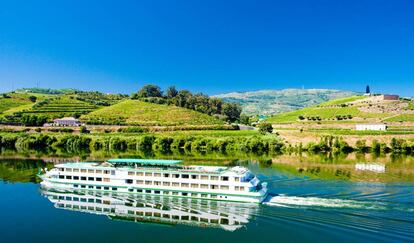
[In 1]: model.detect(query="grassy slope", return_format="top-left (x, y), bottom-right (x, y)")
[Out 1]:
top-left (82, 100), bottom-right (224, 126)
top-left (21, 96), bottom-right (99, 118)
top-left (318, 95), bottom-right (366, 106)
top-left (0, 93), bottom-right (53, 116)
top-left (267, 95), bottom-right (392, 124)
top-left (385, 114), bottom-right (414, 122)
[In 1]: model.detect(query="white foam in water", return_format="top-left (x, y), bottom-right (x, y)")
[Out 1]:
top-left (264, 195), bottom-right (386, 210)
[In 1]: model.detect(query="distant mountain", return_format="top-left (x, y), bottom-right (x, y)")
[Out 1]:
top-left (214, 89), bottom-right (359, 115)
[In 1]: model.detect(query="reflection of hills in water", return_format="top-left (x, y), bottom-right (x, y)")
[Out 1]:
top-left (40, 187), bottom-right (259, 231)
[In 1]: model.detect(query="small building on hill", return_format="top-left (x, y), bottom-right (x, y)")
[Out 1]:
top-left (51, 117), bottom-right (81, 127)
top-left (355, 124), bottom-right (387, 131)
top-left (381, 94), bottom-right (399, 100)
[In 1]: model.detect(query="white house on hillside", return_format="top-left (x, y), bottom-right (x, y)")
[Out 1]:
top-left (44, 117), bottom-right (81, 127)
top-left (355, 124), bottom-right (387, 131)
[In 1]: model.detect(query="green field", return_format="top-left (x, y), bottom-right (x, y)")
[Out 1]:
top-left (82, 100), bottom-right (225, 126)
top-left (318, 95), bottom-right (365, 106)
top-left (385, 114), bottom-right (414, 122)
top-left (267, 105), bottom-right (390, 124)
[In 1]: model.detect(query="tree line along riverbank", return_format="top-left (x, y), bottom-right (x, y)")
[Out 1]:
top-left (0, 131), bottom-right (413, 156)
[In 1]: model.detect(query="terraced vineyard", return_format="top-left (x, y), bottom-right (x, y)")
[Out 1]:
top-left (0, 94), bottom-right (35, 115)
top-left (82, 100), bottom-right (225, 126)
top-left (19, 96), bottom-right (100, 118)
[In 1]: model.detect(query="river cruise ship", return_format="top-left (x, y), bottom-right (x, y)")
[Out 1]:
top-left (39, 159), bottom-right (268, 203)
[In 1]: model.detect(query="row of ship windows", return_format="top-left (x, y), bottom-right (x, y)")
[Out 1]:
top-left (59, 175), bottom-right (246, 191)
top-left (59, 168), bottom-right (239, 182)
top-left (56, 203), bottom-right (235, 225)
top-left (71, 184), bottom-right (234, 198)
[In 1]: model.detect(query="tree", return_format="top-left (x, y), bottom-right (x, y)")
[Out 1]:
top-left (239, 114), bottom-right (250, 125)
top-left (28, 96), bottom-right (37, 102)
top-left (222, 103), bottom-right (242, 122)
top-left (166, 86), bottom-right (178, 99)
top-left (132, 85), bottom-right (162, 99)
top-left (258, 122), bottom-right (273, 134)
top-left (366, 85), bottom-right (370, 94)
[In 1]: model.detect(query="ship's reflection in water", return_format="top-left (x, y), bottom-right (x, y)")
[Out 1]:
top-left (40, 186), bottom-right (259, 231)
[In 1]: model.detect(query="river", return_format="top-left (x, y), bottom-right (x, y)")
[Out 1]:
top-left (0, 154), bottom-right (413, 242)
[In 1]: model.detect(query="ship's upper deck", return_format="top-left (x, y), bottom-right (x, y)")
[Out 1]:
top-left (55, 159), bottom-right (249, 176)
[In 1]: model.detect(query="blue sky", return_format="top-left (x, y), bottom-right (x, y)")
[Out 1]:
top-left (0, 0), bottom-right (413, 96)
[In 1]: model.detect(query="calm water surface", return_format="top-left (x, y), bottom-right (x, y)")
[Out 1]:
top-left (0, 157), bottom-right (413, 242)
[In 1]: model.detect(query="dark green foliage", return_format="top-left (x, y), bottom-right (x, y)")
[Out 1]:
top-left (80, 126), bottom-right (89, 134)
top-left (28, 96), bottom-right (37, 102)
top-left (132, 85), bottom-right (163, 99)
top-left (222, 103), bottom-right (242, 122)
top-left (258, 123), bottom-right (273, 134)
top-left (239, 114), bottom-right (250, 125)
top-left (166, 86), bottom-right (178, 99)
top-left (117, 127), bottom-right (148, 133)
top-left (21, 115), bottom-right (48, 126)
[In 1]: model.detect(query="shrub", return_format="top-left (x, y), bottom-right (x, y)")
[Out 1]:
top-left (258, 123), bottom-right (273, 134)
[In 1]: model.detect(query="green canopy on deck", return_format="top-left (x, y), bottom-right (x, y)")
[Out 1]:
top-left (107, 159), bottom-right (182, 165)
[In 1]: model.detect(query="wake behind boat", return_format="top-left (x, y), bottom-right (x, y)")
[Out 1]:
top-left (39, 159), bottom-right (268, 203)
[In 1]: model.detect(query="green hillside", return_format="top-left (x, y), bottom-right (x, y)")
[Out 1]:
top-left (266, 95), bottom-right (410, 124)
top-left (215, 89), bottom-right (358, 115)
top-left (82, 100), bottom-right (225, 126)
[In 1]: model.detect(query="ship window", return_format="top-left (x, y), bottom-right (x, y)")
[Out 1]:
top-left (201, 218), bottom-right (208, 223)
top-left (145, 190), bottom-right (151, 193)
top-left (81, 185), bottom-right (86, 188)
top-left (234, 177), bottom-right (240, 182)
top-left (126, 179), bottom-right (133, 184)
top-left (154, 181), bottom-right (161, 186)
top-left (211, 195), bottom-right (217, 198)
top-left (59, 175), bottom-right (64, 179)
top-left (182, 174), bottom-right (189, 179)
top-left (240, 187), bottom-right (245, 191)
top-left (104, 187), bottom-right (109, 190)
top-left (59, 168), bottom-right (64, 172)
top-left (200, 175), bottom-right (208, 180)
top-left (95, 170), bottom-right (102, 174)
top-left (221, 176), bottom-right (229, 181)
top-left (201, 194), bottom-right (208, 198)
top-left (191, 184), bottom-right (199, 188)
top-left (235, 186), bottom-right (240, 191)
top-left (66, 176), bottom-right (72, 180)
top-left (163, 182), bottom-right (170, 186)
top-left (104, 170), bottom-right (110, 174)
top-left (191, 175), bottom-right (198, 179)
top-left (73, 197), bottom-right (79, 201)
top-left (81, 169), bottom-right (87, 173)
top-left (112, 187), bottom-right (117, 191)
top-left (66, 168), bottom-right (72, 172)
top-left (88, 169), bottom-right (94, 173)
top-left (154, 173), bottom-right (161, 177)
top-left (172, 182), bottom-right (179, 187)
top-left (182, 192), bottom-right (188, 196)
top-left (200, 184), bottom-right (208, 189)
top-left (145, 181), bottom-right (152, 185)
top-left (103, 178), bottom-right (110, 182)
top-left (136, 180), bottom-right (143, 184)
top-left (145, 172), bottom-right (152, 177)
top-left (88, 177), bottom-right (94, 181)
top-left (128, 172), bottom-right (135, 176)
top-left (172, 192), bottom-right (179, 195)
top-left (211, 185), bottom-right (218, 190)
top-left (96, 177), bottom-right (102, 182)
top-left (137, 172), bottom-right (143, 176)
top-left (111, 171), bottom-right (115, 175)
top-left (154, 191), bottom-right (160, 194)
top-left (137, 189), bottom-right (143, 193)
top-left (173, 174), bottom-right (180, 178)
top-left (163, 191), bottom-right (170, 195)
top-left (163, 173), bottom-right (170, 178)
top-left (181, 183), bottom-right (189, 188)
top-left (211, 176), bottom-right (219, 181)
top-left (73, 169), bottom-right (79, 172)
top-left (128, 188), bottom-right (134, 192)
top-left (81, 177), bottom-right (87, 181)
top-left (73, 176), bottom-right (79, 180)
top-left (96, 186), bottom-right (101, 190)
top-left (74, 184), bottom-right (78, 188)
top-left (220, 185), bottom-right (229, 190)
